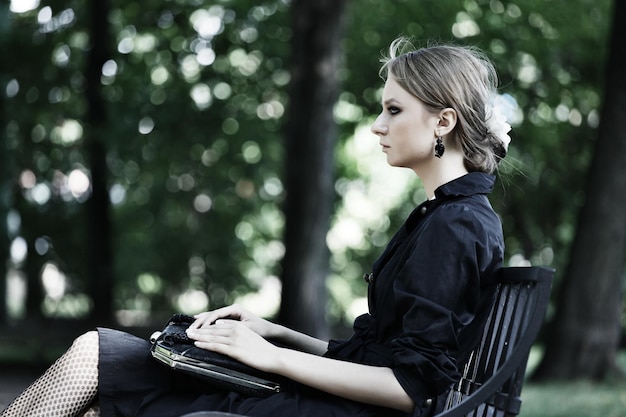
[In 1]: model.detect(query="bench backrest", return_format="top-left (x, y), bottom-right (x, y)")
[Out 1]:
top-left (436, 266), bottom-right (553, 417)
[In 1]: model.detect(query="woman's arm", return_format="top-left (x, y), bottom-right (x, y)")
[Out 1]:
top-left (269, 322), bottom-right (329, 355)
top-left (274, 344), bottom-right (414, 412)
top-left (187, 319), bottom-right (414, 413)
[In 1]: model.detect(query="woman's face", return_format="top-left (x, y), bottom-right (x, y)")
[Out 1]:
top-left (371, 76), bottom-right (440, 171)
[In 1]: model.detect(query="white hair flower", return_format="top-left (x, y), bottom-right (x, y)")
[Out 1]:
top-left (485, 104), bottom-right (512, 150)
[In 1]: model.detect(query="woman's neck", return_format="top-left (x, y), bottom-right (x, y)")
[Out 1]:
top-left (416, 152), bottom-right (468, 199)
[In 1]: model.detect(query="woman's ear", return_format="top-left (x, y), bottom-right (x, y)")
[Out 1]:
top-left (437, 108), bottom-right (457, 136)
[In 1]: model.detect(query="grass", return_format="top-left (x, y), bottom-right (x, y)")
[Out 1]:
top-left (517, 349), bottom-right (626, 417)
top-left (519, 381), bottom-right (626, 417)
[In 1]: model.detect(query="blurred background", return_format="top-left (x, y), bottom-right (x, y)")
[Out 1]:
top-left (1, 0), bottom-right (625, 415)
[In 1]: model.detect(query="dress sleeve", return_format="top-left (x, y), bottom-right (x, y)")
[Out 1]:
top-left (390, 203), bottom-right (501, 404)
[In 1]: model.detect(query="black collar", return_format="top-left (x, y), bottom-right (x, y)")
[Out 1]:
top-left (405, 172), bottom-right (496, 232)
top-left (434, 172), bottom-right (496, 199)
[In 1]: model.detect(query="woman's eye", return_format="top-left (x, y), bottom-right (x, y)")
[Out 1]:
top-left (387, 106), bottom-right (400, 115)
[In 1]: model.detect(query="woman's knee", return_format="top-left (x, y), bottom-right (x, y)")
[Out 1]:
top-left (71, 330), bottom-right (99, 352)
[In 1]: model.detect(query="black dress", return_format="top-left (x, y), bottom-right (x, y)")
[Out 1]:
top-left (96, 172), bottom-right (504, 417)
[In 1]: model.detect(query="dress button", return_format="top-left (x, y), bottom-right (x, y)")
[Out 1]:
top-left (424, 398), bottom-right (433, 406)
top-left (420, 206), bottom-right (427, 215)
top-left (363, 273), bottom-right (374, 284)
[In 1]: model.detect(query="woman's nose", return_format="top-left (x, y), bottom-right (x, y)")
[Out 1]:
top-left (371, 116), bottom-right (387, 136)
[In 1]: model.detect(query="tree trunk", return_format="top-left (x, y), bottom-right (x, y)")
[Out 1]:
top-left (0, 0), bottom-right (11, 324)
top-left (85, 0), bottom-right (114, 325)
top-left (533, 0), bottom-right (626, 380)
top-left (278, 0), bottom-right (347, 338)
top-left (0, 90), bottom-right (8, 325)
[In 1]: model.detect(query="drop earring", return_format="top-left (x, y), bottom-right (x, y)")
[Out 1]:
top-left (434, 136), bottom-right (445, 158)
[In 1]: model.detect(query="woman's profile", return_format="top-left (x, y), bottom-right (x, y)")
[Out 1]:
top-left (1, 37), bottom-right (511, 417)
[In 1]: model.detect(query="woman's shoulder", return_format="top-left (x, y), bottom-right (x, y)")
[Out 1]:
top-left (426, 195), bottom-right (503, 242)
top-left (436, 192), bottom-right (498, 220)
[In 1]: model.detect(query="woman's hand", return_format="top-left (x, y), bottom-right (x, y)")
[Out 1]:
top-left (189, 304), bottom-right (277, 339)
top-left (189, 304), bottom-right (328, 356)
top-left (186, 319), bottom-right (280, 372)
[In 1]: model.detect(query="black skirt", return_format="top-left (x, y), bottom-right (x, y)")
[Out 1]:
top-left (96, 328), bottom-right (398, 417)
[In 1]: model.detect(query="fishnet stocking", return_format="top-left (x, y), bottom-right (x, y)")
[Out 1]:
top-left (1, 331), bottom-right (99, 417)
top-left (79, 404), bottom-right (100, 417)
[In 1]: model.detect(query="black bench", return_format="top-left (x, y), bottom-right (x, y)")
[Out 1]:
top-left (180, 266), bottom-right (554, 417)
top-left (437, 265), bottom-right (553, 417)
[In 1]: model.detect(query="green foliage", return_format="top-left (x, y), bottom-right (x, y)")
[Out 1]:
top-left (1, 0), bottom-right (613, 326)
top-left (3, 0), bottom-right (291, 322)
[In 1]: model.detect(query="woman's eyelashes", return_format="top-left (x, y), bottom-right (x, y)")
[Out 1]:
top-left (387, 106), bottom-right (401, 115)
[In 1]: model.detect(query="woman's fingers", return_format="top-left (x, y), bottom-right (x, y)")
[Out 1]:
top-left (188, 312), bottom-right (214, 329)
top-left (189, 306), bottom-right (241, 329)
top-left (187, 321), bottom-right (251, 359)
top-left (187, 319), bottom-right (236, 342)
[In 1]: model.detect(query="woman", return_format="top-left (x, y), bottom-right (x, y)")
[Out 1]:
top-left (1, 38), bottom-right (510, 417)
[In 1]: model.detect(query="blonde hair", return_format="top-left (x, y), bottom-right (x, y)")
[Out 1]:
top-left (380, 38), bottom-right (506, 174)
